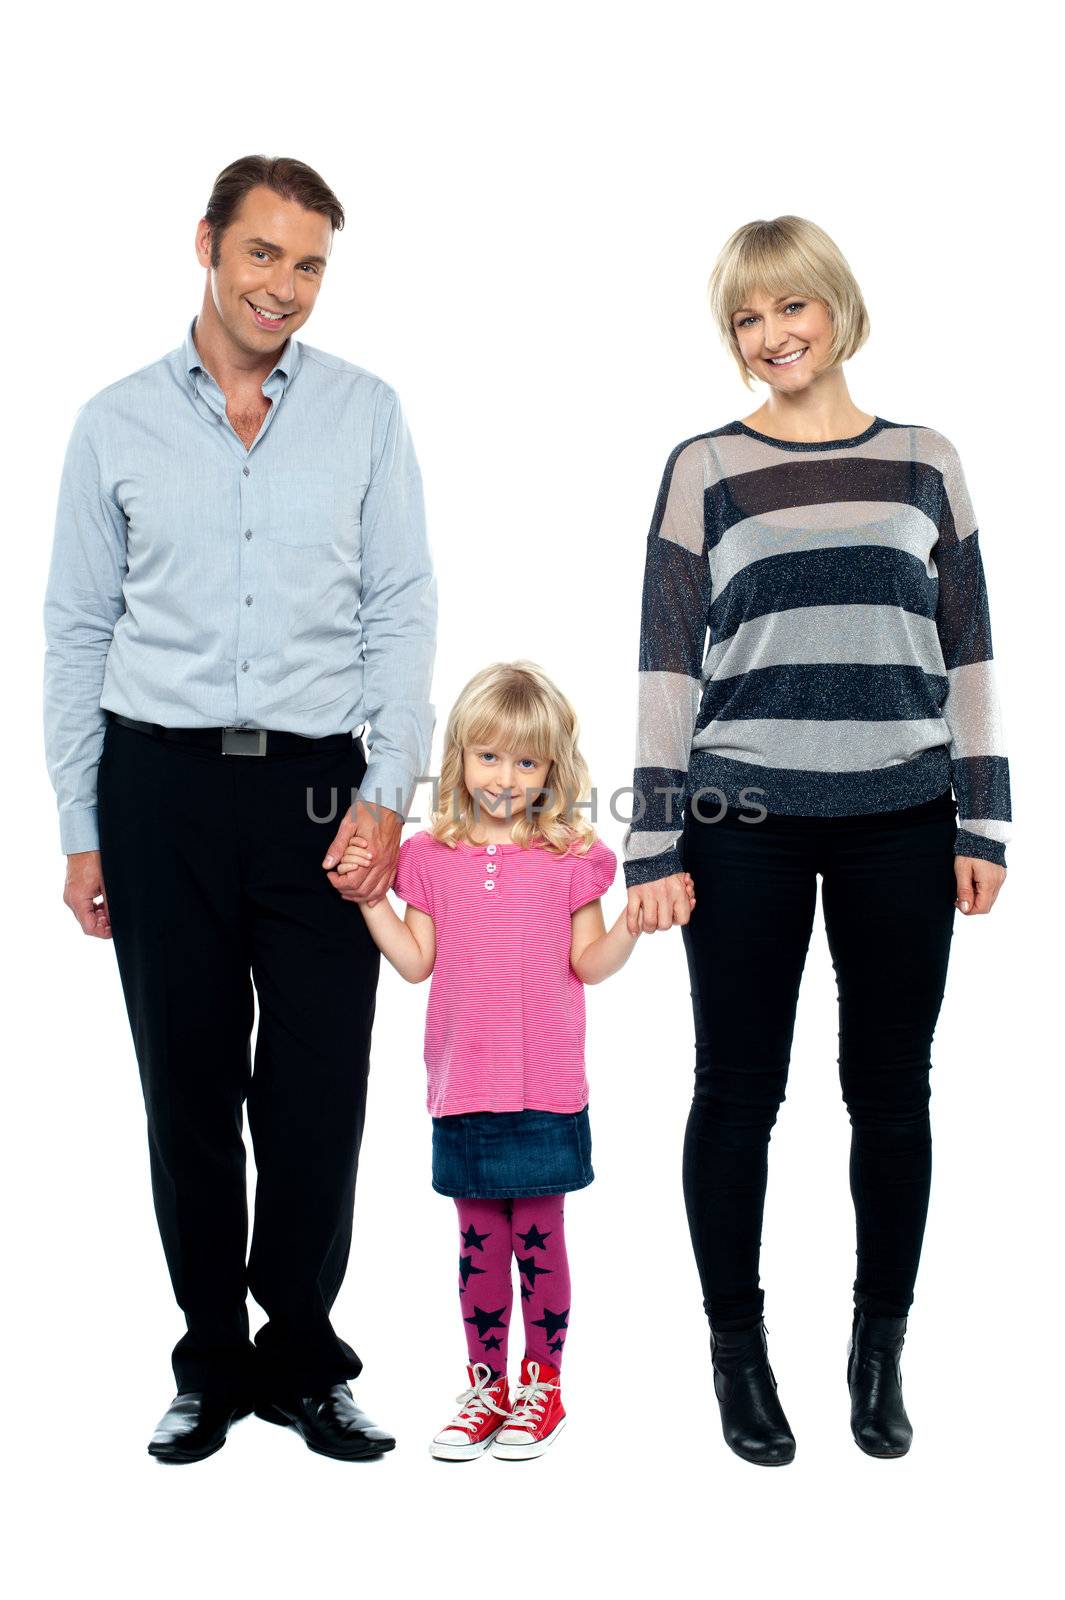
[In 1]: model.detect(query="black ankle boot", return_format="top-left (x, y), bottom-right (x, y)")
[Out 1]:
top-left (847, 1310), bottom-right (913, 1458)
top-left (710, 1320), bottom-right (796, 1466)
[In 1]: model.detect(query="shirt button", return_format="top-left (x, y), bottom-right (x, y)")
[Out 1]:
top-left (244, 529), bottom-right (253, 540)
top-left (485, 862), bottom-right (496, 873)
top-left (245, 594), bottom-right (253, 606)
top-left (486, 844), bottom-right (497, 855)
top-left (484, 880), bottom-right (495, 891)
top-left (242, 466), bottom-right (250, 476)
top-left (241, 660), bottom-right (250, 672)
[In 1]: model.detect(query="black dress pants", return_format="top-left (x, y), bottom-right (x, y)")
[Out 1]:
top-left (97, 716), bottom-right (381, 1400)
top-left (679, 788), bottom-right (958, 1331)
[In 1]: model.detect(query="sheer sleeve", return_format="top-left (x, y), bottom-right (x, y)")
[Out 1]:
top-left (930, 434), bottom-right (1011, 866)
top-left (621, 439), bottom-right (711, 888)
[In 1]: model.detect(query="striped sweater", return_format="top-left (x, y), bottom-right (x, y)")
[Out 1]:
top-left (621, 415), bottom-right (1011, 886)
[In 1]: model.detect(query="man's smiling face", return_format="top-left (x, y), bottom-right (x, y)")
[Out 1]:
top-left (200, 183), bottom-right (333, 357)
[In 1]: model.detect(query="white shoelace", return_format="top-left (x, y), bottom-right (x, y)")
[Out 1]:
top-left (444, 1361), bottom-right (511, 1436)
top-left (504, 1360), bottom-right (558, 1433)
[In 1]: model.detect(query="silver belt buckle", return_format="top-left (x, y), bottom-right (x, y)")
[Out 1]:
top-left (221, 726), bottom-right (268, 757)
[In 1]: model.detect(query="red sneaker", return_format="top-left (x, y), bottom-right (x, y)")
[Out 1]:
top-left (490, 1358), bottom-right (566, 1459)
top-left (430, 1362), bottom-right (512, 1461)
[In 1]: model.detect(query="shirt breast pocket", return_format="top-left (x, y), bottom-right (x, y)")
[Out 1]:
top-left (267, 468), bottom-right (364, 557)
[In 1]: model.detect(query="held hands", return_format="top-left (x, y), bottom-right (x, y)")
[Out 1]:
top-left (337, 835), bottom-right (374, 877)
top-left (322, 802), bottom-right (401, 907)
top-left (625, 871), bottom-right (696, 938)
top-left (334, 832), bottom-right (391, 914)
top-left (330, 841), bottom-right (700, 938)
top-left (954, 855), bottom-right (1006, 916)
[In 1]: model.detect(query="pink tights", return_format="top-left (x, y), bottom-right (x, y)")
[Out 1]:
top-left (455, 1195), bottom-right (571, 1378)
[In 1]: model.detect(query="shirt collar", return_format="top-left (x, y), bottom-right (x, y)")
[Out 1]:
top-left (182, 313), bottom-right (302, 393)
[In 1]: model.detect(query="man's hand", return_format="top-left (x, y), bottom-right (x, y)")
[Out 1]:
top-left (954, 854), bottom-right (1006, 916)
top-left (64, 849), bottom-right (112, 938)
top-left (322, 802), bottom-right (402, 906)
top-left (625, 871), bottom-right (696, 937)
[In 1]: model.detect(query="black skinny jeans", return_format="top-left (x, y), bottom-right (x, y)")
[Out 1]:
top-left (679, 787), bottom-right (958, 1330)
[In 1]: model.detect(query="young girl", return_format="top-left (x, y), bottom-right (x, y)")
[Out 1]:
top-left (338, 660), bottom-right (694, 1461)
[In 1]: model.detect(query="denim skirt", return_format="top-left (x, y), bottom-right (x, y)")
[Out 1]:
top-left (431, 1107), bottom-right (594, 1198)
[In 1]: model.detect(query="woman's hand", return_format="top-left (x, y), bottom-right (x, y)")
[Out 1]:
top-left (954, 855), bottom-right (1006, 915)
top-left (625, 871), bottom-right (696, 937)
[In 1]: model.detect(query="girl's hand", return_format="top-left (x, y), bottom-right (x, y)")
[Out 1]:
top-left (626, 869), bottom-right (695, 935)
top-left (337, 835), bottom-right (375, 876)
top-left (630, 873), bottom-right (696, 938)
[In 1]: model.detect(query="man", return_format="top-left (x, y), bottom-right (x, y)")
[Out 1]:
top-left (43, 155), bottom-right (437, 1464)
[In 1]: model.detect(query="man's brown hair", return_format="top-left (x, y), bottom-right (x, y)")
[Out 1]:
top-left (204, 155), bottom-right (345, 267)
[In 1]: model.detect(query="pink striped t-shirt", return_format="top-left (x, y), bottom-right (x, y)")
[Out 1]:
top-left (392, 830), bottom-right (617, 1116)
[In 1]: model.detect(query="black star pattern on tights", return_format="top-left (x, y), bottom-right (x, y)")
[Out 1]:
top-left (531, 1306), bottom-right (569, 1340)
top-left (481, 1335), bottom-right (503, 1352)
top-left (463, 1304), bottom-right (508, 1337)
top-left (549, 1337), bottom-right (565, 1354)
top-left (461, 1225), bottom-right (491, 1251)
top-left (520, 1283), bottom-right (533, 1301)
top-left (459, 1254), bottom-right (486, 1288)
top-left (517, 1255), bottom-right (553, 1286)
top-left (516, 1224), bottom-right (551, 1251)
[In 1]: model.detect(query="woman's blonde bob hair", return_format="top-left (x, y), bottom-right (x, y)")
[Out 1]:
top-left (708, 215), bottom-right (870, 390)
top-left (428, 660), bottom-right (597, 857)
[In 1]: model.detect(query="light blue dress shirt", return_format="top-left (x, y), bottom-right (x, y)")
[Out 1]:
top-left (44, 317), bottom-right (437, 853)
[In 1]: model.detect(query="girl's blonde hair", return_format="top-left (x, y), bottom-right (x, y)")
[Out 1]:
top-left (428, 661), bottom-right (597, 857)
top-left (708, 215), bottom-right (870, 390)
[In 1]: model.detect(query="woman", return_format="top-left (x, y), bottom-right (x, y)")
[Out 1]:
top-left (621, 216), bottom-right (1010, 1465)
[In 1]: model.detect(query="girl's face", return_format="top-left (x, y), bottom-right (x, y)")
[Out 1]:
top-left (463, 739), bottom-right (553, 824)
top-left (730, 288), bottom-right (833, 390)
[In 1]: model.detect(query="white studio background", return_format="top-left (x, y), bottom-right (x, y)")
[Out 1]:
top-left (4, 2), bottom-right (1059, 1595)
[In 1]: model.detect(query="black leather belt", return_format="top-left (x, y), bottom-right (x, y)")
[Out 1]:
top-left (106, 710), bottom-right (359, 758)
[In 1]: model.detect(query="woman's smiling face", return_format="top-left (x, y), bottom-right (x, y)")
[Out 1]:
top-left (731, 288), bottom-right (833, 389)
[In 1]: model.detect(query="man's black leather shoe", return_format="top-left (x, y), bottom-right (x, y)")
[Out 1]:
top-left (848, 1310), bottom-right (913, 1457)
top-left (148, 1391), bottom-right (252, 1464)
top-left (256, 1384), bottom-right (396, 1460)
top-left (710, 1320), bottom-right (796, 1466)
